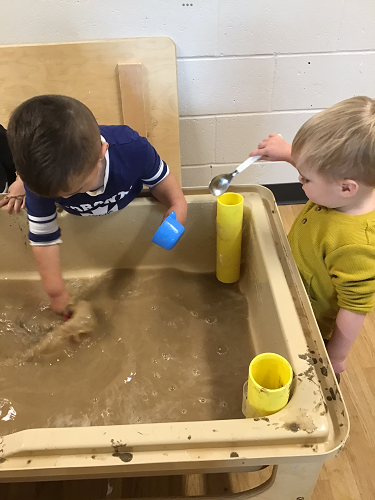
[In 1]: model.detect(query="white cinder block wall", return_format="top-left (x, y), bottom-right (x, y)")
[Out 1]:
top-left (1, 0), bottom-right (375, 187)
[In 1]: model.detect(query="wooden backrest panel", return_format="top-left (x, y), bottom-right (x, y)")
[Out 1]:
top-left (0, 37), bottom-right (181, 182)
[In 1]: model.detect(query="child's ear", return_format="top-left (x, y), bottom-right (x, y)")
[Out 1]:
top-left (340, 179), bottom-right (358, 197)
top-left (99, 142), bottom-right (109, 160)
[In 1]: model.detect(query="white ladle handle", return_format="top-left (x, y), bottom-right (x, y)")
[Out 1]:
top-left (234, 155), bottom-right (261, 174)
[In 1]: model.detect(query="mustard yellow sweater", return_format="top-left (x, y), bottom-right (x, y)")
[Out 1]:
top-left (288, 201), bottom-right (375, 339)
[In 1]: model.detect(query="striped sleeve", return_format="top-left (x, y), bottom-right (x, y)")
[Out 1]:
top-left (140, 139), bottom-right (169, 187)
top-left (142, 158), bottom-right (169, 187)
top-left (25, 186), bottom-right (62, 245)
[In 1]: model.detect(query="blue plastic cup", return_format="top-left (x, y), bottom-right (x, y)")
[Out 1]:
top-left (152, 211), bottom-right (185, 250)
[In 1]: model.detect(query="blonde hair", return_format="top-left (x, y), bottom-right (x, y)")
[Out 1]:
top-left (292, 96), bottom-right (375, 186)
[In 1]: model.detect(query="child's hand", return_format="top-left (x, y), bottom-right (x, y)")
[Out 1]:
top-left (0, 176), bottom-right (26, 214)
top-left (150, 173), bottom-right (187, 225)
top-left (49, 289), bottom-right (71, 315)
top-left (162, 203), bottom-right (187, 225)
top-left (249, 134), bottom-right (292, 163)
top-left (328, 356), bottom-right (346, 374)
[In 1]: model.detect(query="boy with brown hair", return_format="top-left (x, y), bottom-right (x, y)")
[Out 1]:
top-left (250, 96), bottom-right (375, 375)
top-left (7, 94), bottom-right (187, 315)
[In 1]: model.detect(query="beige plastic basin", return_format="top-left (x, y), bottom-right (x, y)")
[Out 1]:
top-left (0, 186), bottom-right (348, 500)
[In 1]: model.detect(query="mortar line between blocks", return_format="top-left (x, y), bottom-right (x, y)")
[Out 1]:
top-left (177, 49), bottom-right (375, 62)
top-left (180, 109), bottom-right (324, 120)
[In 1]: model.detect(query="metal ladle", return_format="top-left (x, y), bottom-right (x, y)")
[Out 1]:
top-left (208, 155), bottom-right (261, 197)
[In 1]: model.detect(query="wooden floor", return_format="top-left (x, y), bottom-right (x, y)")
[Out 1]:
top-left (1, 205), bottom-right (374, 499)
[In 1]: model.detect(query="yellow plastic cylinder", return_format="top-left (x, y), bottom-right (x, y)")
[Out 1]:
top-left (245, 353), bottom-right (293, 417)
top-left (216, 193), bottom-right (244, 283)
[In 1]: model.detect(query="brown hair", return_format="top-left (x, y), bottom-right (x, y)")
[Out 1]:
top-left (292, 96), bottom-right (375, 186)
top-left (7, 95), bottom-right (101, 197)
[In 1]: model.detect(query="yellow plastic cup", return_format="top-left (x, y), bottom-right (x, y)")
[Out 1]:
top-left (244, 353), bottom-right (293, 417)
top-left (216, 192), bottom-right (244, 284)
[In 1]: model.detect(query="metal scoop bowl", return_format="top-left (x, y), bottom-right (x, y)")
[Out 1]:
top-left (209, 156), bottom-right (261, 197)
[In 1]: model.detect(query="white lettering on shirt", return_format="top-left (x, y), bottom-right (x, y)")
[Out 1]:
top-left (118, 190), bottom-right (130, 200)
top-left (104, 195), bottom-right (117, 205)
top-left (66, 190), bottom-right (132, 214)
top-left (80, 204), bottom-right (94, 211)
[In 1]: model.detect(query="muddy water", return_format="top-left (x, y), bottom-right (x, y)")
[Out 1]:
top-left (0, 269), bottom-right (253, 434)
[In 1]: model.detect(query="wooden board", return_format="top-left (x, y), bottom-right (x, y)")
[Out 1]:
top-left (0, 37), bottom-right (181, 183)
top-left (117, 63), bottom-right (147, 139)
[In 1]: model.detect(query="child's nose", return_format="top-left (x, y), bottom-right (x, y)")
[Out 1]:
top-left (298, 175), bottom-right (303, 184)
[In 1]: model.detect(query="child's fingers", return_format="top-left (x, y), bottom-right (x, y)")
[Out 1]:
top-left (0, 195), bottom-right (26, 214)
top-left (6, 198), bottom-right (16, 214)
top-left (250, 134), bottom-right (283, 159)
top-left (14, 198), bottom-right (23, 214)
top-left (259, 138), bottom-right (272, 149)
top-left (249, 140), bottom-right (268, 157)
top-left (249, 149), bottom-right (261, 157)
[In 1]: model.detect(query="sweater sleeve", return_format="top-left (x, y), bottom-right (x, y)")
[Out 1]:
top-left (25, 186), bottom-right (62, 245)
top-left (325, 244), bottom-right (375, 314)
top-left (137, 137), bottom-right (169, 187)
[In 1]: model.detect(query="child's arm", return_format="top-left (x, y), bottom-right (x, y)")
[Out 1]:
top-left (249, 134), bottom-right (294, 164)
top-left (32, 245), bottom-right (70, 314)
top-left (150, 173), bottom-right (187, 225)
top-left (24, 185), bottom-right (71, 313)
top-left (326, 308), bottom-right (366, 373)
top-left (0, 175), bottom-right (26, 214)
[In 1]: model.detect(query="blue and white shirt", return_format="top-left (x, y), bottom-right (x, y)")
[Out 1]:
top-left (25, 125), bottom-right (169, 245)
